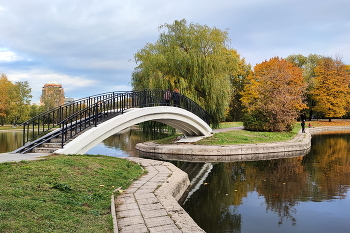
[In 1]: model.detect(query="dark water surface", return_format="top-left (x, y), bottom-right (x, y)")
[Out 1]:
top-left (0, 131), bottom-right (25, 153)
top-left (182, 133), bottom-right (350, 233)
top-left (0, 128), bottom-right (164, 155)
top-left (85, 129), bottom-right (169, 156)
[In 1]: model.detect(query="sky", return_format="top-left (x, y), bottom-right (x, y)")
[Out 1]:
top-left (0, 0), bottom-right (349, 103)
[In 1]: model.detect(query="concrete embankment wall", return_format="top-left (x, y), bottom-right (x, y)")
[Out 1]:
top-left (135, 126), bottom-right (350, 162)
top-left (308, 126), bottom-right (350, 135)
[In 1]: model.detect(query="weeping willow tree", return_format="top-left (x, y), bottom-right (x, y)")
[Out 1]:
top-left (132, 19), bottom-right (245, 128)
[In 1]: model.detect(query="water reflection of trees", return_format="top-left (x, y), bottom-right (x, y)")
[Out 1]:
top-left (0, 131), bottom-right (27, 153)
top-left (302, 134), bottom-right (350, 200)
top-left (231, 133), bottom-right (350, 226)
top-left (184, 133), bottom-right (350, 232)
top-left (102, 129), bottom-right (141, 156)
top-left (101, 128), bottom-right (170, 156)
top-left (251, 158), bottom-right (304, 226)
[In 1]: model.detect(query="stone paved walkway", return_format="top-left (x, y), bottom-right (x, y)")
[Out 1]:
top-left (115, 157), bottom-right (204, 233)
top-left (0, 152), bottom-right (50, 163)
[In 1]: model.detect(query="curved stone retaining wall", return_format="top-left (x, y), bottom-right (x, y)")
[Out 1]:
top-left (308, 126), bottom-right (350, 135)
top-left (137, 148), bottom-right (310, 163)
top-left (135, 126), bottom-right (350, 162)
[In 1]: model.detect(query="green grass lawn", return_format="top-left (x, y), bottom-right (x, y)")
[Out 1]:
top-left (155, 122), bottom-right (302, 145)
top-left (217, 122), bottom-right (243, 128)
top-left (0, 125), bottom-right (60, 131)
top-left (196, 123), bottom-right (301, 145)
top-left (0, 154), bottom-right (144, 233)
top-left (197, 123), bottom-right (301, 145)
top-left (0, 125), bottom-right (21, 130)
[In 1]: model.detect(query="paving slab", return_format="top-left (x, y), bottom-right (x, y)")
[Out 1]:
top-left (176, 136), bottom-right (205, 143)
top-left (115, 157), bottom-right (205, 233)
top-left (0, 152), bottom-right (50, 163)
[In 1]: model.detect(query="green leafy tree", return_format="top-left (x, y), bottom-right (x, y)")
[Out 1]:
top-left (0, 75), bottom-right (33, 125)
top-left (241, 57), bottom-right (307, 132)
top-left (8, 81), bottom-right (32, 124)
top-left (29, 104), bottom-right (40, 118)
top-left (226, 50), bottom-right (251, 121)
top-left (286, 54), bottom-right (323, 120)
top-left (312, 57), bottom-right (350, 121)
top-left (132, 19), bottom-right (246, 128)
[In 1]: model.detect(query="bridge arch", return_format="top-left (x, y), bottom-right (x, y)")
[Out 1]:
top-left (14, 89), bottom-right (212, 154)
top-left (55, 106), bottom-right (212, 155)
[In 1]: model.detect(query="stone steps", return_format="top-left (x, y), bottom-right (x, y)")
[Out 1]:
top-left (31, 141), bottom-right (62, 153)
top-left (30, 127), bottom-right (89, 153)
top-left (32, 147), bottom-right (59, 153)
top-left (49, 138), bottom-right (62, 143)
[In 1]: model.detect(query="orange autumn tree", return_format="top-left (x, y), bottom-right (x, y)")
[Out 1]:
top-left (312, 57), bottom-right (350, 121)
top-left (241, 57), bottom-right (307, 132)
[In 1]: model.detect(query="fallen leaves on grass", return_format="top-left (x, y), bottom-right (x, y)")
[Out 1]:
top-left (312, 120), bottom-right (350, 127)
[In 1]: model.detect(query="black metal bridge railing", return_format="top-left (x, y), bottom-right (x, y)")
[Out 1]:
top-left (14, 89), bottom-right (211, 153)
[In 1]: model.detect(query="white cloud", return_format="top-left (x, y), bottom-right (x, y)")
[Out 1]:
top-left (6, 69), bottom-right (97, 102)
top-left (0, 49), bottom-right (30, 62)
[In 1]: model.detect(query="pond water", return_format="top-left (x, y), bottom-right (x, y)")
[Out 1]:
top-left (0, 128), bottom-right (162, 155)
top-left (182, 133), bottom-right (350, 233)
top-left (2, 129), bottom-right (350, 233)
top-left (85, 129), bottom-right (169, 156)
top-left (0, 131), bottom-right (27, 153)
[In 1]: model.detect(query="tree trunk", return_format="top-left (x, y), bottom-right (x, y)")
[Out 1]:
top-left (308, 110), bottom-right (313, 121)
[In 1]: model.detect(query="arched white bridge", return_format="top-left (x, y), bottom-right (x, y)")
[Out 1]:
top-left (55, 106), bottom-right (213, 155)
top-left (14, 89), bottom-right (212, 154)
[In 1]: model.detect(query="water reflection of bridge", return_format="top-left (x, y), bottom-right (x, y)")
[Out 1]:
top-left (175, 162), bottom-right (213, 205)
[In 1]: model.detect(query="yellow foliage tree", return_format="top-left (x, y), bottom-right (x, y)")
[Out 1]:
top-left (0, 74), bottom-right (14, 124)
top-left (241, 57), bottom-right (307, 131)
top-left (312, 57), bottom-right (350, 121)
top-left (0, 74), bottom-right (32, 125)
top-left (8, 81), bottom-right (32, 124)
top-left (286, 54), bottom-right (323, 120)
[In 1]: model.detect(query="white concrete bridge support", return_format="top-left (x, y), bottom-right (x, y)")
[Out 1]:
top-left (55, 106), bottom-right (212, 155)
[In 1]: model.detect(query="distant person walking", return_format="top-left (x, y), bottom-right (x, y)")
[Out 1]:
top-left (172, 88), bottom-right (180, 107)
top-left (301, 120), bottom-right (306, 133)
